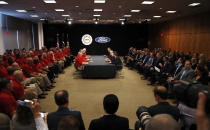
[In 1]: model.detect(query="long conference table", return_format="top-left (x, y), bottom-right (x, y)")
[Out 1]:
top-left (82, 55), bottom-right (116, 78)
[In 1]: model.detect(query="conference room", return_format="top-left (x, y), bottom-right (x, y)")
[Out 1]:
top-left (0, 0), bottom-right (210, 130)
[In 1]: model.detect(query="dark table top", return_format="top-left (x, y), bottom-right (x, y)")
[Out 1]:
top-left (86, 55), bottom-right (114, 66)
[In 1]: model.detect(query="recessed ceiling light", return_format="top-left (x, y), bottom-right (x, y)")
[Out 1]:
top-left (94, 9), bottom-right (103, 12)
top-left (16, 10), bottom-right (27, 13)
top-left (93, 14), bottom-right (101, 17)
top-left (43, 0), bottom-right (56, 3)
top-left (55, 9), bottom-right (64, 11)
top-left (62, 15), bottom-right (70, 17)
top-left (153, 16), bottom-right (161, 18)
top-left (124, 15), bottom-right (132, 17)
top-left (30, 15), bottom-right (39, 17)
top-left (67, 18), bottom-right (73, 21)
top-left (121, 21), bottom-right (125, 25)
top-left (166, 11), bottom-right (176, 13)
top-left (131, 10), bottom-right (141, 12)
top-left (68, 21), bottom-right (72, 24)
top-left (75, 5), bottom-right (79, 7)
top-left (0, 1), bottom-right (8, 4)
top-left (40, 18), bottom-right (45, 20)
top-left (95, 21), bottom-right (98, 24)
top-left (119, 18), bottom-right (125, 21)
top-left (94, 0), bottom-right (105, 3)
top-left (188, 3), bottom-right (201, 6)
top-left (142, 1), bottom-right (155, 5)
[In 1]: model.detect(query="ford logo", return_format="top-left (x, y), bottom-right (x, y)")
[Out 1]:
top-left (95, 37), bottom-right (111, 43)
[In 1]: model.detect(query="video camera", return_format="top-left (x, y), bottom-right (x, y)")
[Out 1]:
top-left (136, 106), bottom-right (152, 130)
top-left (173, 80), bottom-right (210, 117)
top-left (17, 100), bottom-right (34, 108)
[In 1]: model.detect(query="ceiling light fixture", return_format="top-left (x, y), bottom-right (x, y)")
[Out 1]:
top-left (62, 15), bottom-right (70, 17)
top-left (131, 10), bottom-right (141, 12)
top-left (94, 9), bottom-right (103, 12)
top-left (55, 9), bottom-right (64, 11)
top-left (188, 3), bottom-right (201, 6)
top-left (68, 21), bottom-right (72, 25)
top-left (75, 5), bottom-right (79, 7)
top-left (166, 11), bottom-right (176, 13)
top-left (124, 15), bottom-right (132, 17)
top-left (142, 1), bottom-right (155, 5)
top-left (43, 0), bottom-right (56, 3)
top-left (119, 18), bottom-right (125, 21)
top-left (0, 1), bottom-right (8, 4)
top-left (40, 18), bottom-right (45, 20)
top-left (95, 21), bottom-right (98, 24)
top-left (145, 19), bottom-right (151, 21)
top-left (93, 14), bottom-right (101, 17)
top-left (94, 0), bottom-right (105, 3)
top-left (30, 15), bottom-right (39, 17)
top-left (121, 21), bottom-right (125, 25)
top-left (16, 10), bottom-right (27, 13)
top-left (153, 16), bottom-right (161, 18)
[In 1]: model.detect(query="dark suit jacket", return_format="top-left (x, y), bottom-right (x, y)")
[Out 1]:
top-left (148, 102), bottom-right (180, 121)
top-left (47, 107), bottom-right (85, 130)
top-left (88, 115), bottom-right (129, 130)
top-left (173, 65), bottom-right (183, 77)
top-left (174, 68), bottom-right (195, 81)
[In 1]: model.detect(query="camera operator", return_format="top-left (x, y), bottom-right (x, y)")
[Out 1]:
top-left (135, 86), bottom-right (180, 130)
top-left (12, 93), bottom-right (48, 130)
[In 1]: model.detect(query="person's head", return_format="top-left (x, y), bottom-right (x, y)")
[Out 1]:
top-left (177, 58), bottom-right (183, 64)
top-left (13, 70), bottom-right (24, 82)
top-left (0, 113), bottom-right (10, 130)
top-left (156, 52), bottom-right (162, 59)
top-left (145, 114), bottom-right (180, 130)
top-left (103, 94), bottom-right (119, 114)
top-left (0, 78), bottom-right (13, 92)
top-left (27, 57), bottom-right (33, 65)
top-left (11, 62), bottom-right (20, 70)
top-left (185, 60), bottom-right (191, 69)
top-left (191, 58), bottom-right (197, 64)
top-left (7, 66), bottom-right (15, 76)
top-left (33, 56), bottom-right (39, 64)
top-left (163, 56), bottom-right (169, 62)
top-left (153, 86), bottom-right (168, 102)
top-left (58, 116), bottom-right (80, 130)
top-left (0, 56), bottom-right (3, 65)
top-left (54, 90), bottom-right (69, 107)
top-left (78, 52), bottom-right (82, 57)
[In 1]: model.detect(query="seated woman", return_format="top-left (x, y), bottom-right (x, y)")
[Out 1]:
top-left (75, 52), bottom-right (88, 71)
top-left (12, 92), bottom-right (48, 130)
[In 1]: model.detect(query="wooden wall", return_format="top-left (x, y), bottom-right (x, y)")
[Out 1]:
top-left (148, 11), bottom-right (210, 59)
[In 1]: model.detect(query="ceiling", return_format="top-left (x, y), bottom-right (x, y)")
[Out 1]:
top-left (0, 0), bottom-right (210, 24)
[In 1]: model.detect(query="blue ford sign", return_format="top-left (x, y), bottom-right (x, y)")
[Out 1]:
top-left (95, 37), bottom-right (111, 43)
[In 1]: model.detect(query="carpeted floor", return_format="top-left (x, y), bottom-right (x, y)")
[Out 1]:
top-left (40, 65), bottom-right (156, 129)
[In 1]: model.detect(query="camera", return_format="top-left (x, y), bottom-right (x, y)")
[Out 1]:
top-left (136, 106), bottom-right (152, 130)
top-left (17, 99), bottom-right (34, 108)
top-left (173, 80), bottom-right (210, 117)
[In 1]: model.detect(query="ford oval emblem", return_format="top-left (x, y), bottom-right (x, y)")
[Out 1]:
top-left (95, 37), bottom-right (111, 43)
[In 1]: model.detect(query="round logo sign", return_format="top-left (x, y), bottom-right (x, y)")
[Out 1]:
top-left (81, 34), bottom-right (92, 45)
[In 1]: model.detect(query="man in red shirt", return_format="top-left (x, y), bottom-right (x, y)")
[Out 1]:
top-left (75, 52), bottom-right (88, 70)
top-left (0, 78), bottom-right (18, 117)
top-left (12, 70), bottom-right (25, 100)
top-left (0, 56), bottom-right (9, 78)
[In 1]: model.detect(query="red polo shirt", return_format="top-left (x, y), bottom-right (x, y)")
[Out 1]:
top-left (22, 64), bottom-right (34, 77)
top-left (0, 91), bottom-right (18, 116)
top-left (12, 80), bottom-right (24, 100)
top-left (0, 65), bottom-right (8, 78)
top-left (75, 55), bottom-right (86, 67)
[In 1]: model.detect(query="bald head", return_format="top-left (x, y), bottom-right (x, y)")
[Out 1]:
top-left (27, 57), bottom-right (33, 65)
top-left (153, 86), bottom-right (168, 100)
top-left (13, 70), bottom-right (24, 82)
top-left (12, 62), bottom-right (20, 70)
top-left (145, 114), bottom-right (180, 130)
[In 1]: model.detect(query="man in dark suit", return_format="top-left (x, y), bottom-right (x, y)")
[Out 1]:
top-left (47, 90), bottom-right (85, 130)
top-left (89, 94), bottom-right (129, 130)
top-left (148, 86), bottom-right (180, 121)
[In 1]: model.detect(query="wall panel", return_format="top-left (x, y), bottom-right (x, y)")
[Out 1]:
top-left (149, 11), bottom-right (210, 58)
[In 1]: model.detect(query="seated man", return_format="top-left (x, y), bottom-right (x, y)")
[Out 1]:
top-left (89, 94), bottom-right (129, 130)
top-left (0, 78), bottom-right (18, 117)
top-left (58, 115), bottom-right (80, 130)
top-left (47, 90), bottom-right (85, 130)
top-left (75, 52), bottom-right (88, 70)
top-left (148, 86), bottom-right (180, 121)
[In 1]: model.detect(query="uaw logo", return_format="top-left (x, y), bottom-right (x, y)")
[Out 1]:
top-left (95, 37), bottom-right (111, 43)
top-left (82, 34), bottom-right (93, 45)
